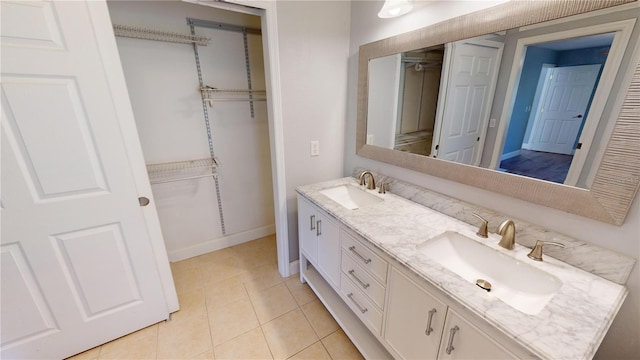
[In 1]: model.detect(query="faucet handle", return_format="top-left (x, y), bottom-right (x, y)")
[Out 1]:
top-left (527, 240), bottom-right (565, 261)
top-left (378, 182), bottom-right (389, 194)
top-left (472, 213), bottom-right (488, 238)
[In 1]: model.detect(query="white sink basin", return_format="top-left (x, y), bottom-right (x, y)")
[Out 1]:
top-left (319, 185), bottom-right (383, 210)
top-left (419, 231), bottom-right (562, 315)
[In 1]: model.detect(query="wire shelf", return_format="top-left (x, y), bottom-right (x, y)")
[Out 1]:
top-left (113, 24), bottom-right (211, 46)
top-left (200, 86), bottom-right (267, 106)
top-left (146, 158), bottom-right (217, 184)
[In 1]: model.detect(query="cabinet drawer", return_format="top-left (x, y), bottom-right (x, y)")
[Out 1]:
top-left (341, 231), bottom-right (388, 284)
top-left (341, 251), bottom-right (385, 309)
top-left (340, 273), bottom-right (383, 336)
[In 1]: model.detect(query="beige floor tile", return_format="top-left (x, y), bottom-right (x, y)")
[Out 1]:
top-left (204, 275), bottom-right (248, 310)
top-left (172, 265), bottom-right (203, 296)
top-left (170, 257), bottom-right (200, 274)
top-left (321, 329), bottom-right (363, 360)
top-left (262, 309), bottom-right (319, 360)
top-left (98, 333), bottom-right (156, 359)
top-left (301, 299), bottom-right (339, 338)
top-left (213, 327), bottom-right (273, 360)
top-left (191, 350), bottom-right (215, 359)
top-left (243, 263), bottom-right (284, 293)
top-left (232, 236), bottom-right (277, 270)
top-left (65, 345), bottom-right (101, 360)
top-left (209, 298), bottom-right (260, 346)
top-left (172, 287), bottom-right (207, 322)
top-left (249, 283), bottom-right (298, 324)
top-left (198, 249), bottom-right (249, 285)
top-left (284, 276), bottom-right (317, 306)
top-left (288, 341), bottom-right (331, 360)
top-left (157, 314), bottom-right (212, 359)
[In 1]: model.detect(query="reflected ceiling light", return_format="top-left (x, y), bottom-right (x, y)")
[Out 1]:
top-left (378, 0), bottom-right (413, 18)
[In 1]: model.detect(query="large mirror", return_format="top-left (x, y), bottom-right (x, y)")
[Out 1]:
top-left (357, 0), bottom-right (640, 225)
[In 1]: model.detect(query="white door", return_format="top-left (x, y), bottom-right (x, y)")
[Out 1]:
top-left (1, 1), bottom-right (170, 358)
top-left (433, 39), bottom-right (502, 165)
top-left (528, 64), bottom-right (600, 155)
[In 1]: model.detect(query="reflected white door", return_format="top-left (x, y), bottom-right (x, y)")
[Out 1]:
top-left (433, 40), bottom-right (502, 165)
top-left (1, 1), bottom-right (169, 358)
top-left (529, 64), bottom-right (600, 155)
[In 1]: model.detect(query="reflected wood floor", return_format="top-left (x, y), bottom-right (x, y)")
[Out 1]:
top-left (500, 149), bottom-right (573, 184)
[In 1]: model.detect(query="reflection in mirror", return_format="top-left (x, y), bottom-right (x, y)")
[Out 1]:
top-left (498, 33), bottom-right (614, 186)
top-left (357, 1), bottom-right (640, 225)
top-left (367, 46), bottom-right (443, 156)
top-left (364, 7), bottom-right (637, 189)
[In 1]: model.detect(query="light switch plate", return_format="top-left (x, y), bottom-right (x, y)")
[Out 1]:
top-left (310, 140), bottom-right (320, 156)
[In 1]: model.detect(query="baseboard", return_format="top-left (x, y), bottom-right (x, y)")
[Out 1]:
top-left (289, 260), bottom-right (300, 276)
top-left (167, 224), bottom-right (276, 262)
top-left (501, 149), bottom-right (521, 161)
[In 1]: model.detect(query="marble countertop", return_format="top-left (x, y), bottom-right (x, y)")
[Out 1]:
top-left (297, 177), bottom-right (628, 360)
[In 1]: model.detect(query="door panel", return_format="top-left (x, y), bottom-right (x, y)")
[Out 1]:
top-left (2, 78), bottom-right (108, 198)
top-left (1, 1), bottom-right (170, 358)
top-left (434, 40), bottom-right (502, 165)
top-left (52, 224), bottom-right (142, 318)
top-left (529, 65), bottom-right (600, 154)
top-left (1, 244), bottom-right (59, 347)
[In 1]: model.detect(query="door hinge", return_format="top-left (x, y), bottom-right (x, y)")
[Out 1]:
top-left (576, 142), bottom-right (583, 150)
top-left (138, 197), bottom-right (150, 207)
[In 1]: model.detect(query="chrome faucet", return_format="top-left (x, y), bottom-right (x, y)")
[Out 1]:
top-left (497, 219), bottom-right (515, 250)
top-left (359, 170), bottom-right (376, 190)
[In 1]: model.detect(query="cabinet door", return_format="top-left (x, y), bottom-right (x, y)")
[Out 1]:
top-left (297, 197), bottom-right (318, 263)
top-left (316, 213), bottom-right (341, 288)
top-left (438, 308), bottom-right (516, 360)
top-left (385, 268), bottom-right (447, 359)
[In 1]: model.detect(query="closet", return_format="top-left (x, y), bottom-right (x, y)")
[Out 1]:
top-left (107, 1), bottom-right (275, 261)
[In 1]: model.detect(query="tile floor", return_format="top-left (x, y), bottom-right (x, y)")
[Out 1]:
top-left (67, 235), bottom-right (364, 360)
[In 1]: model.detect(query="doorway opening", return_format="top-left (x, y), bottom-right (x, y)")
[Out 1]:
top-left (106, 0), bottom-right (288, 273)
top-left (499, 33), bottom-right (613, 184)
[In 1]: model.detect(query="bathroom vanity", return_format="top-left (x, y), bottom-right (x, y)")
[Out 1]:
top-left (297, 176), bottom-right (628, 359)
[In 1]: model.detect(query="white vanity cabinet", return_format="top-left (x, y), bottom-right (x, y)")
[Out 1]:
top-left (297, 196), bottom-right (341, 288)
top-left (385, 268), bottom-right (517, 359)
top-left (385, 268), bottom-right (447, 359)
top-left (438, 308), bottom-right (515, 360)
top-left (339, 230), bottom-right (389, 335)
top-left (297, 192), bottom-right (531, 360)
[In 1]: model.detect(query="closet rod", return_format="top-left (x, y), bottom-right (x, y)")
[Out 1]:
top-left (113, 24), bottom-right (211, 46)
top-left (187, 18), bottom-right (261, 35)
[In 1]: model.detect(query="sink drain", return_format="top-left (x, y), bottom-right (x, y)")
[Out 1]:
top-left (476, 279), bottom-right (492, 292)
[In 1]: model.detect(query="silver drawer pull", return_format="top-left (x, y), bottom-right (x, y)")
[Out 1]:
top-left (347, 293), bottom-right (368, 314)
top-left (445, 325), bottom-right (460, 354)
top-left (348, 246), bottom-right (372, 264)
top-left (348, 269), bottom-right (370, 289)
top-left (425, 308), bottom-right (437, 336)
top-left (310, 215), bottom-right (315, 231)
top-left (316, 220), bottom-right (322, 236)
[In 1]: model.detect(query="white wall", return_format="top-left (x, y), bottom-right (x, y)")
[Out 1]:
top-left (108, 1), bottom-right (274, 260)
top-left (345, 1), bottom-right (639, 359)
top-left (275, 1), bottom-right (351, 260)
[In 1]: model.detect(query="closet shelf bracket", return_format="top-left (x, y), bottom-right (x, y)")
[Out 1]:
top-left (146, 158), bottom-right (218, 185)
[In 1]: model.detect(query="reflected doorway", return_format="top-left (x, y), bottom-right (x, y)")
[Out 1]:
top-left (498, 33), bottom-right (613, 184)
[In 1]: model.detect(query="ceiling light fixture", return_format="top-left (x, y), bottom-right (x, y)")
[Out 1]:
top-left (378, 0), bottom-right (413, 18)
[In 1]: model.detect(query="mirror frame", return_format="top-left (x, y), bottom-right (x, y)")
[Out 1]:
top-left (357, 0), bottom-right (640, 225)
